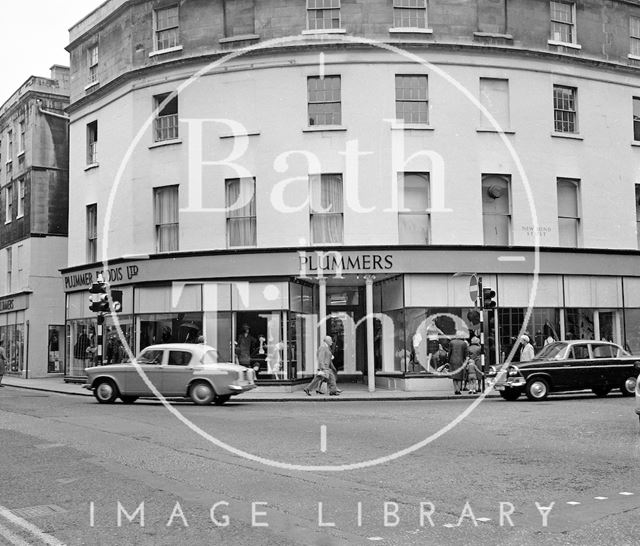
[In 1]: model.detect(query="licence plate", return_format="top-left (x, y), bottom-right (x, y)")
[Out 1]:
top-left (494, 385), bottom-right (505, 391)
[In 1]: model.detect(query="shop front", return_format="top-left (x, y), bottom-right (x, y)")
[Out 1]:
top-left (61, 248), bottom-right (640, 390)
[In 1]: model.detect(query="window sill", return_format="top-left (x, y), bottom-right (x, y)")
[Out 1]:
top-left (149, 45), bottom-right (183, 58)
top-left (301, 29), bottom-right (346, 35)
top-left (219, 131), bottom-right (261, 139)
top-left (17, 151), bottom-right (25, 158)
top-left (303, 125), bottom-right (347, 133)
top-left (84, 163), bottom-right (100, 171)
top-left (629, 54), bottom-right (640, 61)
top-left (631, 141), bottom-right (640, 147)
top-left (550, 132), bottom-right (583, 141)
top-left (84, 81), bottom-right (100, 92)
top-left (547, 40), bottom-right (582, 50)
top-left (473, 31), bottom-right (513, 40)
top-left (390, 124), bottom-right (434, 131)
top-left (218, 34), bottom-right (260, 44)
top-left (16, 214), bottom-right (23, 220)
top-left (388, 27), bottom-right (433, 34)
top-left (5, 160), bottom-right (12, 166)
top-left (4, 220), bottom-right (11, 225)
top-left (477, 128), bottom-right (515, 135)
top-left (149, 138), bottom-right (182, 149)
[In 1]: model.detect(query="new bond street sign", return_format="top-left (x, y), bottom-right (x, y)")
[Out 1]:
top-left (469, 274), bottom-right (479, 304)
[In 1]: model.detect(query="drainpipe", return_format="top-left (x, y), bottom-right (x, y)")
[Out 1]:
top-left (36, 100), bottom-right (70, 121)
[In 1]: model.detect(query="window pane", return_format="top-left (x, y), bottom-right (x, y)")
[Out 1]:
top-left (400, 173), bottom-right (429, 211)
top-left (634, 98), bottom-right (640, 141)
top-left (482, 174), bottom-right (510, 245)
top-left (557, 179), bottom-right (578, 217)
top-left (399, 214), bottom-right (429, 244)
top-left (479, 78), bottom-right (510, 129)
top-left (558, 217), bottom-right (578, 246)
top-left (311, 213), bottom-right (343, 244)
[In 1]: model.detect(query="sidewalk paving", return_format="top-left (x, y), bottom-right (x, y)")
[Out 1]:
top-left (1, 376), bottom-right (500, 402)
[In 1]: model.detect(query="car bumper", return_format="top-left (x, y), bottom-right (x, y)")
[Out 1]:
top-left (229, 383), bottom-right (256, 393)
top-left (493, 377), bottom-right (526, 390)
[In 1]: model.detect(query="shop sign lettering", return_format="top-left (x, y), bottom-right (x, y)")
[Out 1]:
top-left (298, 251), bottom-right (393, 278)
top-left (0, 299), bottom-right (14, 311)
top-left (64, 265), bottom-right (140, 290)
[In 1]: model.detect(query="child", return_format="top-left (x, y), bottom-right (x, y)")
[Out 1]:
top-left (465, 357), bottom-right (484, 394)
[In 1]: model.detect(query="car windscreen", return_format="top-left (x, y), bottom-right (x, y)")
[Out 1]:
top-left (533, 342), bottom-right (567, 360)
top-left (136, 349), bottom-right (163, 365)
top-left (201, 349), bottom-right (221, 365)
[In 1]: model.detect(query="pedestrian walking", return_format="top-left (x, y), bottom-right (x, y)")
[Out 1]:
top-left (448, 331), bottom-right (469, 395)
top-left (304, 336), bottom-right (340, 396)
top-left (0, 340), bottom-right (6, 387)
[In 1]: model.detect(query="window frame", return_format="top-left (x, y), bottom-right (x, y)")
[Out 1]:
top-left (307, 75), bottom-right (342, 127)
top-left (225, 177), bottom-right (257, 248)
top-left (309, 173), bottom-right (344, 245)
top-left (18, 120), bottom-right (25, 155)
top-left (553, 85), bottom-right (578, 134)
top-left (87, 204), bottom-right (97, 263)
top-left (395, 75), bottom-right (429, 125)
top-left (154, 4), bottom-right (180, 52)
top-left (88, 44), bottom-right (99, 85)
top-left (481, 173), bottom-right (512, 246)
top-left (5, 183), bottom-right (13, 225)
top-left (6, 247), bottom-right (11, 294)
top-left (631, 16), bottom-right (640, 57)
top-left (549, 0), bottom-right (576, 45)
top-left (6, 130), bottom-right (13, 164)
top-left (635, 184), bottom-right (640, 249)
top-left (86, 121), bottom-right (98, 165)
top-left (153, 93), bottom-right (179, 142)
top-left (556, 177), bottom-right (581, 248)
top-left (392, 0), bottom-right (428, 30)
top-left (16, 178), bottom-right (24, 219)
top-left (397, 172), bottom-right (431, 245)
top-left (153, 185), bottom-right (179, 253)
top-left (306, 0), bottom-right (341, 31)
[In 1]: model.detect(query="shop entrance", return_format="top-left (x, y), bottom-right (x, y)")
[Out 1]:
top-left (325, 286), bottom-right (365, 375)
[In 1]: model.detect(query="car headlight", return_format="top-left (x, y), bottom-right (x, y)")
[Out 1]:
top-left (507, 365), bottom-right (520, 377)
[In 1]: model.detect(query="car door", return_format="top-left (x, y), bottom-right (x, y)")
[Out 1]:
top-left (560, 343), bottom-right (591, 390)
top-left (588, 343), bottom-right (616, 388)
top-left (161, 350), bottom-right (195, 396)
top-left (124, 348), bottom-right (166, 396)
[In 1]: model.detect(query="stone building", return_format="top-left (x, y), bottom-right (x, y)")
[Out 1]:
top-left (62, 0), bottom-right (640, 390)
top-left (0, 65), bottom-right (69, 378)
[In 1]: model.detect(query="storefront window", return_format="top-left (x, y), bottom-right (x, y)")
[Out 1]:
top-left (564, 308), bottom-right (594, 341)
top-left (498, 308), bottom-right (561, 361)
top-left (137, 312), bottom-right (203, 351)
top-left (103, 316), bottom-right (134, 364)
top-left (48, 325), bottom-right (64, 373)
top-left (67, 318), bottom-right (98, 377)
top-left (624, 309), bottom-right (640, 353)
top-left (234, 311), bottom-right (286, 379)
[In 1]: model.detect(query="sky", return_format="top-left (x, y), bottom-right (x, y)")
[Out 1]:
top-left (0, 0), bottom-right (106, 105)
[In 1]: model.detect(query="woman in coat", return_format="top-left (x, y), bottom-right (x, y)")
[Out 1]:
top-left (448, 332), bottom-right (469, 395)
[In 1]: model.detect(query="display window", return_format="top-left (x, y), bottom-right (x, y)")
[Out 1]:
top-left (137, 312), bottom-right (203, 351)
top-left (103, 315), bottom-right (134, 364)
top-left (67, 318), bottom-right (98, 377)
top-left (48, 325), bottom-right (64, 373)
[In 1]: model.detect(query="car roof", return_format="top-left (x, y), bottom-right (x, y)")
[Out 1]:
top-left (141, 343), bottom-right (214, 353)
top-left (557, 340), bottom-right (619, 346)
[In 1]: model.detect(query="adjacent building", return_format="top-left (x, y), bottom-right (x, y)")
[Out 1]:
top-left (0, 66), bottom-right (70, 378)
top-left (62, 0), bottom-right (640, 389)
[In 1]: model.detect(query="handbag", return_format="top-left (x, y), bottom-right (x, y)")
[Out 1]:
top-left (316, 369), bottom-right (329, 378)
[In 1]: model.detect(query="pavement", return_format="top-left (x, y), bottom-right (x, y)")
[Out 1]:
top-left (0, 375), bottom-right (499, 401)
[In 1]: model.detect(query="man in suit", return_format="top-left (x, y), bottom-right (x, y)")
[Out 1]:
top-left (304, 336), bottom-right (340, 396)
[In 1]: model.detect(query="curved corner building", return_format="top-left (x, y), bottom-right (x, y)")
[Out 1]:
top-left (62, 0), bottom-right (640, 389)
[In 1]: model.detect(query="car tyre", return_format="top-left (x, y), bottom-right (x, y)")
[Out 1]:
top-left (121, 396), bottom-right (138, 404)
top-left (621, 376), bottom-right (637, 397)
top-left (94, 379), bottom-right (119, 404)
top-left (189, 381), bottom-right (216, 405)
top-left (592, 386), bottom-right (610, 398)
top-left (525, 378), bottom-right (549, 401)
top-left (214, 395), bottom-right (231, 406)
top-left (499, 388), bottom-right (521, 401)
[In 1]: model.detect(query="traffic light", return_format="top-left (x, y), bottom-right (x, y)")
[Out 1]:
top-left (482, 287), bottom-right (497, 309)
top-left (89, 281), bottom-right (123, 314)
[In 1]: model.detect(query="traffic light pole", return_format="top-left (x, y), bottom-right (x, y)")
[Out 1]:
top-left (96, 318), bottom-right (103, 366)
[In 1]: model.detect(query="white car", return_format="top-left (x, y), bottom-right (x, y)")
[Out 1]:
top-left (83, 343), bottom-right (256, 405)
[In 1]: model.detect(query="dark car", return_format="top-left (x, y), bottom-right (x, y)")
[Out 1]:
top-left (491, 340), bottom-right (640, 401)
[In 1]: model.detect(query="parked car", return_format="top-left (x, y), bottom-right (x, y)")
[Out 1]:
top-left (83, 343), bottom-right (256, 405)
top-left (490, 340), bottom-right (640, 401)
top-left (635, 374), bottom-right (640, 424)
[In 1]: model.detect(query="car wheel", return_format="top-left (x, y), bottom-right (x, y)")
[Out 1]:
top-left (214, 395), bottom-right (231, 406)
top-left (189, 381), bottom-right (215, 405)
top-left (499, 389), bottom-right (521, 401)
top-left (121, 396), bottom-right (138, 404)
top-left (94, 379), bottom-right (119, 404)
top-left (525, 378), bottom-right (549, 401)
top-left (621, 376), bottom-right (637, 397)
top-left (592, 386), bottom-right (610, 398)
